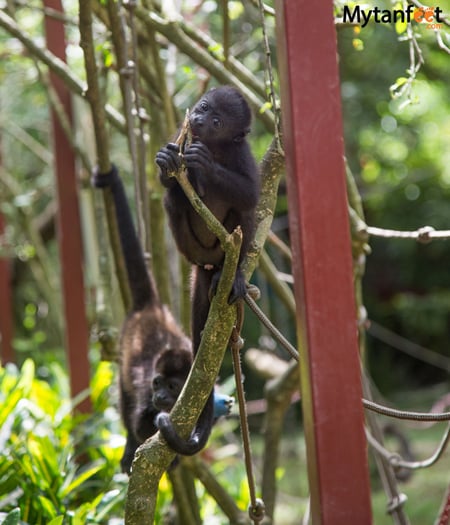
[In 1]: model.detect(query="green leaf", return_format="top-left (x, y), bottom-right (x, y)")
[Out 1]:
top-left (90, 361), bottom-right (114, 410)
top-left (59, 461), bottom-right (104, 497)
top-left (352, 38), bottom-right (364, 51)
top-left (395, 19), bottom-right (407, 35)
top-left (390, 77), bottom-right (408, 96)
top-left (69, 502), bottom-right (92, 525)
top-left (17, 359), bottom-right (35, 391)
top-left (94, 489), bottom-right (126, 521)
top-left (259, 101), bottom-right (272, 115)
top-left (1, 508), bottom-right (21, 525)
top-left (47, 517), bottom-right (64, 525)
top-left (38, 495), bottom-right (57, 520)
top-left (0, 386), bottom-right (22, 427)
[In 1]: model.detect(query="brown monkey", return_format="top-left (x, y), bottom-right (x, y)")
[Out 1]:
top-left (93, 166), bottom-right (193, 473)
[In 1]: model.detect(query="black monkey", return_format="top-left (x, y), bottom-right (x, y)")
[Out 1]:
top-left (155, 86), bottom-right (260, 455)
top-left (92, 166), bottom-right (194, 474)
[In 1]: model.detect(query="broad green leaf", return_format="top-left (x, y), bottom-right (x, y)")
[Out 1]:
top-left (1, 508), bottom-right (20, 525)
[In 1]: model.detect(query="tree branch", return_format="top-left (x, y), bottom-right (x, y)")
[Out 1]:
top-left (125, 227), bottom-right (242, 524)
top-left (258, 249), bottom-right (295, 315)
top-left (183, 456), bottom-right (248, 524)
top-left (180, 18), bottom-right (266, 100)
top-left (78, 0), bottom-right (132, 311)
top-left (134, 8), bottom-right (275, 131)
top-left (262, 360), bottom-right (300, 520)
top-left (126, 112), bottom-right (243, 520)
top-left (0, 9), bottom-right (125, 133)
top-left (168, 465), bottom-right (201, 525)
top-left (79, 0), bottom-right (110, 173)
top-left (244, 136), bottom-right (285, 279)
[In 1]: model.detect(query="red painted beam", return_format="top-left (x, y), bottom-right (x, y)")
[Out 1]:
top-left (437, 484), bottom-right (450, 525)
top-left (0, 212), bottom-right (14, 364)
top-left (44, 0), bottom-right (91, 412)
top-left (275, 1), bottom-right (372, 523)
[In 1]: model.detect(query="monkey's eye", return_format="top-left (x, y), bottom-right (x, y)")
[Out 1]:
top-left (212, 117), bottom-right (222, 128)
top-left (200, 100), bottom-right (209, 111)
top-left (168, 381), bottom-right (178, 392)
top-left (153, 375), bottom-right (163, 388)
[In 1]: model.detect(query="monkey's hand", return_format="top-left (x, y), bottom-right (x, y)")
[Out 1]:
top-left (184, 141), bottom-right (214, 177)
top-left (210, 267), bottom-right (247, 305)
top-left (156, 412), bottom-right (207, 456)
top-left (156, 143), bottom-right (182, 187)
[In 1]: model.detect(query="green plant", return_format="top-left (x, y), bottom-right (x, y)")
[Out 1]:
top-left (0, 359), bottom-right (127, 524)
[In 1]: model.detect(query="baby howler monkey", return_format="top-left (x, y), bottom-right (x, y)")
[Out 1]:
top-left (155, 86), bottom-right (260, 455)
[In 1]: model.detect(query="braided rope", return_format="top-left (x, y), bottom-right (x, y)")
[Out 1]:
top-left (245, 287), bottom-right (450, 423)
top-left (231, 301), bottom-right (265, 524)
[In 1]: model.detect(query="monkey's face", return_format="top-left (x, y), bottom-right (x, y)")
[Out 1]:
top-left (152, 348), bottom-right (192, 411)
top-left (152, 374), bottom-right (185, 411)
top-left (189, 99), bottom-right (226, 142)
top-left (190, 87), bottom-right (251, 145)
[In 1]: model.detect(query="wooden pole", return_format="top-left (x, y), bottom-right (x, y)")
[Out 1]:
top-left (43, 0), bottom-right (91, 412)
top-left (275, 1), bottom-right (372, 522)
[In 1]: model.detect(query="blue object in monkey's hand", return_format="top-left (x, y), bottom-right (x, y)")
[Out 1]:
top-left (213, 393), bottom-right (234, 420)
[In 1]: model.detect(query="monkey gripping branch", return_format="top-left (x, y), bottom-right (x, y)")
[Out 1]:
top-left (124, 112), bottom-right (244, 525)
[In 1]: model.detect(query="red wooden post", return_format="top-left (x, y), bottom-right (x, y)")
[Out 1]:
top-left (437, 484), bottom-right (450, 525)
top-left (275, 1), bottom-right (372, 523)
top-left (0, 212), bottom-right (14, 364)
top-left (43, 0), bottom-right (91, 412)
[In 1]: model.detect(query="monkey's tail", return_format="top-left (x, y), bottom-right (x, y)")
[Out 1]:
top-left (156, 392), bottom-right (214, 455)
top-left (92, 164), bottom-right (159, 312)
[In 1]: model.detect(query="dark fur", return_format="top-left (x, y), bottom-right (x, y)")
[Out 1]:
top-left (155, 86), bottom-right (260, 455)
top-left (93, 166), bottom-right (192, 473)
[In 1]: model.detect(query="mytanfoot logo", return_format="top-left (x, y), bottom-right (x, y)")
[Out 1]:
top-left (343, 4), bottom-right (444, 30)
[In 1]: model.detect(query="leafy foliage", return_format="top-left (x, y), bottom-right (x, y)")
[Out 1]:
top-left (337, 1), bottom-right (450, 391)
top-left (0, 360), bottom-right (255, 524)
top-left (0, 359), bottom-right (128, 524)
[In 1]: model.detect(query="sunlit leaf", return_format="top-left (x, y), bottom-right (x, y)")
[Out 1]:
top-left (90, 361), bottom-right (114, 410)
top-left (353, 38), bottom-right (364, 51)
top-left (395, 19), bottom-right (407, 35)
top-left (390, 76), bottom-right (408, 97)
top-left (38, 495), bottom-right (57, 520)
top-left (69, 503), bottom-right (92, 525)
top-left (47, 517), bottom-right (64, 525)
top-left (58, 461), bottom-right (105, 497)
top-left (17, 359), bottom-right (35, 391)
top-left (259, 101), bottom-right (272, 114)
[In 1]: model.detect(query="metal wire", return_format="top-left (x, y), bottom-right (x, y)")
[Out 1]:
top-left (244, 292), bottom-right (299, 361)
top-left (365, 423), bottom-right (450, 470)
top-left (362, 399), bottom-right (450, 422)
top-left (245, 288), bottom-right (450, 423)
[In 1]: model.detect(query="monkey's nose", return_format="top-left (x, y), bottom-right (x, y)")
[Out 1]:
top-left (191, 115), bottom-right (204, 126)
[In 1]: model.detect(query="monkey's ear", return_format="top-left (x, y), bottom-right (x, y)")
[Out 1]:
top-left (233, 128), bottom-right (250, 142)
